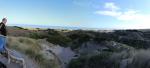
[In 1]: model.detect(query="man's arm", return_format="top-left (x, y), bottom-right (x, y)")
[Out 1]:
top-left (0, 23), bottom-right (2, 30)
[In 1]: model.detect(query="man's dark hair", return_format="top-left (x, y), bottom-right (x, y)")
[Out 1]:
top-left (2, 18), bottom-right (6, 21)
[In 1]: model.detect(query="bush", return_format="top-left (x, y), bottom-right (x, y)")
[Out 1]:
top-left (118, 38), bottom-right (148, 49)
top-left (47, 35), bottom-right (72, 47)
top-left (14, 26), bottom-right (24, 30)
top-left (93, 33), bottom-right (115, 43)
top-left (68, 52), bottom-right (112, 68)
top-left (70, 43), bottom-right (81, 50)
top-left (29, 32), bottom-right (47, 39)
top-left (25, 49), bottom-right (51, 68)
top-left (68, 32), bottom-right (92, 43)
top-left (68, 56), bottom-right (88, 68)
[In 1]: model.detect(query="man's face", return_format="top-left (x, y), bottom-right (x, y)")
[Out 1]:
top-left (2, 19), bottom-right (7, 24)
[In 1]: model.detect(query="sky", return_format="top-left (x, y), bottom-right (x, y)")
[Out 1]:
top-left (0, 0), bottom-right (150, 29)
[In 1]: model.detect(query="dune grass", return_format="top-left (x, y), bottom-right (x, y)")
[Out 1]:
top-left (7, 36), bottom-right (60, 68)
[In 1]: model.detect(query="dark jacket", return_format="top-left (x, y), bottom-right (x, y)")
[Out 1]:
top-left (0, 22), bottom-right (7, 36)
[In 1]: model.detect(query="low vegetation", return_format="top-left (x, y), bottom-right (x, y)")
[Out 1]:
top-left (7, 36), bottom-right (60, 68)
top-left (7, 27), bottom-right (150, 68)
top-left (68, 49), bottom-right (150, 68)
top-left (28, 29), bottom-right (72, 47)
top-left (68, 52), bottom-right (113, 68)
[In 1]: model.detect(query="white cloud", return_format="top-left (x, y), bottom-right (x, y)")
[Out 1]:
top-left (95, 10), bottom-right (121, 17)
top-left (95, 2), bottom-right (121, 17)
top-left (95, 2), bottom-right (150, 29)
top-left (117, 10), bottom-right (140, 21)
top-left (104, 2), bottom-right (120, 11)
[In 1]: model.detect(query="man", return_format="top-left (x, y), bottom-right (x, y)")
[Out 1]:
top-left (0, 18), bottom-right (8, 61)
top-left (0, 18), bottom-right (7, 36)
top-left (0, 18), bottom-right (26, 68)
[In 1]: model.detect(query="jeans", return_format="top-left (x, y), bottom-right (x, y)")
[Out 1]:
top-left (0, 35), bottom-right (6, 52)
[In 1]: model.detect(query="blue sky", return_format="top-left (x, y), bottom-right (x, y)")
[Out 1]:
top-left (0, 0), bottom-right (150, 29)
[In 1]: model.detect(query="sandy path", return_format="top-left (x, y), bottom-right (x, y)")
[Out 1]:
top-left (0, 50), bottom-right (39, 68)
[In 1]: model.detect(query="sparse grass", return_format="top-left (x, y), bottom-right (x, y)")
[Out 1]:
top-left (7, 36), bottom-right (60, 68)
top-left (24, 49), bottom-right (51, 68)
top-left (28, 29), bottom-right (72, 47)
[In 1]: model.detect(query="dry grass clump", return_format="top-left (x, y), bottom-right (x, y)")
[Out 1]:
top-left (7, 36), bottom-right (60, 68)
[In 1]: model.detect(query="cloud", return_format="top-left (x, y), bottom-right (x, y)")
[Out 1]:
top-left (95, 2), bottom-right (150, 29)
top-left (104, 2), bottom-right (120, 11)
top-left (95, 2), bottom-right (122, 18)
top-left (95, 2), bottom-right (120, 16)
top-left (117, 10), bottom-right (140, 21)
top-left (95, 2), bottom-right (140, 21)
top-left (95, 10), bottom-right (121, 17)
top-left (95, 2), bottom-right (150, 21)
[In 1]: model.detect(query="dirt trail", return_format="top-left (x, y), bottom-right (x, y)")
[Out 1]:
top-left (38, 39), bottom-right (76, 68)
top-left (0, 50), bottom-right (39, 68)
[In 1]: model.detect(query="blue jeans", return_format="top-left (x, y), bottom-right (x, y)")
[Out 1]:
top-left (0, 36), bottom-right (6, 52)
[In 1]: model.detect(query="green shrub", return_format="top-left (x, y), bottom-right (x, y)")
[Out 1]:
top-left (68, 52), bottom-right (112, 68)
top-left (118, 38), bottom-right (147, 49)
top-left (14, 26), bottom-right (24, 30)
top-left (29, 32), bottom-right (47, 39)
top-left (68, 56), bottom-right (88, 68)
top-left (88, 52), bottom-right (115, 68)
top-left (25, 49), bottom-right (35, 58)
top-left (25, 49), bottom-right (50, 68)
top-left (47, 35), bottom-right (72, 47)
top-left (34, 53), bottom-right (45, 63)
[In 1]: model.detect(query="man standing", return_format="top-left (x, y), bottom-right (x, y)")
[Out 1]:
top-left (0, 18), bottom-right (8, 61)
top-left (0, 18), bottom-right (7, 36)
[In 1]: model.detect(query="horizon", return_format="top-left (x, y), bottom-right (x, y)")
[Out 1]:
top-left (8, 24), bottom-right (150, 30)
top-left (0, 0), bottom-right (150, 29)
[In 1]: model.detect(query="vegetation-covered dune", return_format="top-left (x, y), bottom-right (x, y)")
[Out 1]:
top-left (5, 26), bottom-right (150, 68)
top-left (7, 36), bottom-right (61, 68)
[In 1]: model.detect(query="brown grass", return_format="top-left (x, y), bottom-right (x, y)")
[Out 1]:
top-left (7, 36), bottom-right (60, 68)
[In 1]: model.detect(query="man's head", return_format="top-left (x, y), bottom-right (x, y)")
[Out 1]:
top-left (2, 18), bottom-right (7, 24)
